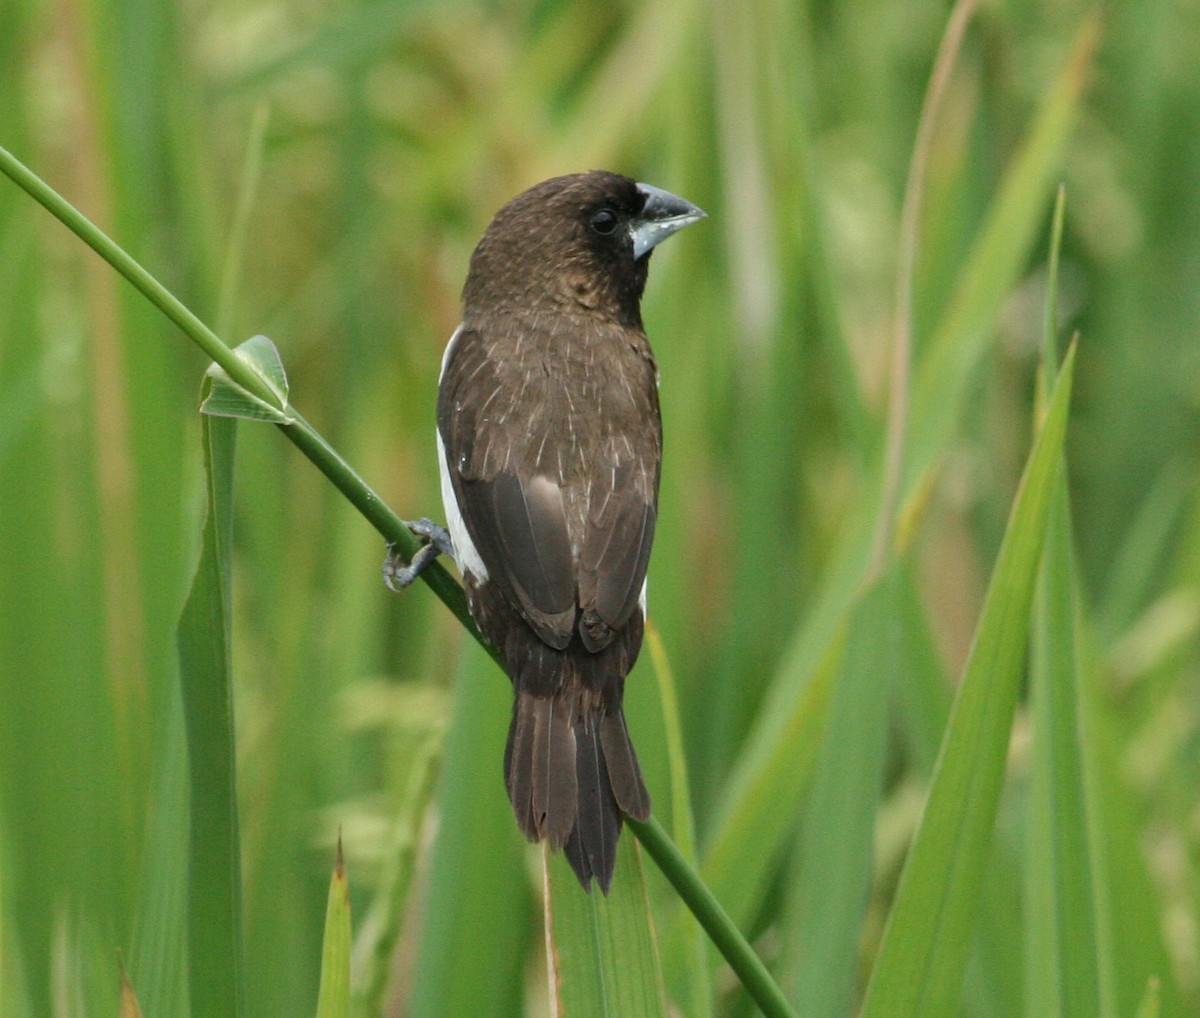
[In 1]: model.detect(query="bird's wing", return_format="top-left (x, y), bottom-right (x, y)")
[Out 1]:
top-left (575, 462), bottom-right (656, 652)
top-left (438, 327), bottom-right (577, 649)
top-left (438, 324), bottom-right (660, 654)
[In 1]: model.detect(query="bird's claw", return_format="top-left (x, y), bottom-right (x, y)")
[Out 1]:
top-left (383, 518), bottom-right (454, 592)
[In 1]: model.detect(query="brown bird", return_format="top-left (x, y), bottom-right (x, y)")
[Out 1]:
top-left (388, 171), bottom-right (705, 891)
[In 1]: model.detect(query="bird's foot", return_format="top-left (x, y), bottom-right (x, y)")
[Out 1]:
top-left (383, 518), bottom-right (455, 591)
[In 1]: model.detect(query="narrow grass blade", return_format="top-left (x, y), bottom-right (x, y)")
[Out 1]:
top-left (644, 624), bottom-right (712, 1018)
top-left (1026, 184), bottom-right (1111, 1018)
top-left (355, 736), bottom-right (442, 1015)
top-left (860, 344), bottom-right (1076, 1018)
top-left (0, 831), bottom-right (33, 1016)
top-left (545, 837), bottom-right (667, 1018)
top-left (314, 840), bottom-right (351, 1018)
top-left (698, 560), bottom-right (854, 928)
top-left (782, 570), bottom-right (897, 1016)
top-left (176, 412), bottom-right (243, 1018)
top-left (406, 643), bottom-right (530, 1018)
top-left (904, 13), bottom-right (1099, 496)
top-left (126, 684), bottom-right (188, 1018)
top-left (1080, 654), bottom-right (1183, 1014)
top-left (1027, 482), bottom-right (1109, 1017)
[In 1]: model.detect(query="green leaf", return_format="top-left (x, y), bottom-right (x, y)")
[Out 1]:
top-left (126, 685), bottom-right (189, 1017)
top-left (1025, 183), bottom-right (1113, 1018)
top-left (406, 643), bottom-right (531, 1018)
top-left (1026, 479), bottom-right (1110, 1018)
top-left (176, 412), bottom-right (243, 1018)
top-left (355, 737), bottom-right (442, 1015)
top-left (904, 14), bottom-right (1099, 498)
top-left (860, 344), bottom-right (1076, 1018)
top-left (698, 581), bottom-right (851, 928)
top-left (781, 570), bottom-right (896, 1015)
top-left (201, 335), bottom-right (294, 424)
top-left (314, 840), bottom-right (351, 1018)
top-left (644, 626), bottom-right (712, 1018)
top-left (545, 838), bottom-right (668, 1018)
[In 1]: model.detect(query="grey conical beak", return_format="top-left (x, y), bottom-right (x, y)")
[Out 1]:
top-left (632, 182), bottom-right (707, 259)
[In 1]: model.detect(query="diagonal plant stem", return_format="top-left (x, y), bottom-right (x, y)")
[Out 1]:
top-left (629, 816), bottom-right (799, 1018)
top-left (0, 142), bottom-right (477, 645)
top-left (0, 142), bottom-right (796, 1018)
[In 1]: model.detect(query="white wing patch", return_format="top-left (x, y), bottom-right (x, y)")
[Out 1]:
top-left (438, 324), bottom-right (489, 584)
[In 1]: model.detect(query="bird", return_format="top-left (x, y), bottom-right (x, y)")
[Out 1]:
top-left (386, 171), bottom-right (705, 891)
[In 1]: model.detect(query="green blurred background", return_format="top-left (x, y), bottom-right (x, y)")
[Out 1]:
top-left (2, 0), bottom-right (1198, 1014)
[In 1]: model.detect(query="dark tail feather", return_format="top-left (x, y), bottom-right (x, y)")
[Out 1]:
top-left (599, 709), bottom-right (650, 821)
top-left (504, 694), bottom-right (536, 836)
top-left (506, 691), bottom-right (577, 848)
top-left (506, 689), bottom-right (651, 893)
top-left (565, 719), bottom-right (622, 892)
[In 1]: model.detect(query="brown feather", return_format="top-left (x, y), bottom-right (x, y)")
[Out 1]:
top-left (599, 709), bottom-right (650, 821)
top-left (531, 692), bottom-right (577, 848)
top-left (504, 693), bottom-right (537, 839)
top-left (568, 715), bottom-right (620, 893)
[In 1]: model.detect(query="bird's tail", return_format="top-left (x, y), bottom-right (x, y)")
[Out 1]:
top-left (504, 687), bottom-right (650, 892)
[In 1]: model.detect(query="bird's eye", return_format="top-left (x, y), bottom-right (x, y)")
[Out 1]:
top-left (589, 209), bottom-right (619, 235)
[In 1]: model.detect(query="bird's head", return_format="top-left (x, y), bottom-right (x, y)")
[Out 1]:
top-left (462, 171), bottom-right (705, 326)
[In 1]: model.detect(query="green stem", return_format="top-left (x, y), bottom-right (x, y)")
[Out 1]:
top-left (628, 816), bottom-right (799, 1018)
top-left (0, 142), bottom-right (480, 647)
top-left (281, 406), bottom-right (478, 643)
top-left (1, 141), bottom-right (796, 1018)
top-left (0, 145), bottom-right (260, 401)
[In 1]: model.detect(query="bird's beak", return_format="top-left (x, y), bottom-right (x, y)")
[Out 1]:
top-left (632, 183), bottom-right (707, 260)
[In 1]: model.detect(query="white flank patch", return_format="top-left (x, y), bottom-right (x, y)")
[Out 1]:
top-left (440, 322), bottom-right (464, 381)
top-left (639, 577), bottom-right (648, 615)
top-left (438, 325), bottom-right (489, 583)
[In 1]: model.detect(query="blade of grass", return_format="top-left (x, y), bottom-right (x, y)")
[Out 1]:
top-left (780, 569), bottom-right (896, 1015)
top-left (1027, 185), bottom-right (1112, 1018)
top-left (698, 598), bottom-right (846, 928)
top-left (176, 409), bottom-right (243, 1018)
top-left (873, 0), bottom-right (978, 573)
top-left (406, 643), bottom-right (531, 1018)
top-left (544, 837), bottom-right (667, 1018)
top-left (903, 13), bottom-right (1099, 498)
top-left (314, 840), bottom-right (351, 1018)
top-left (644, 624), bottom-right (712, 1018)
top-left (126, 681), bottom-right (188, 1018)
top-left (778, 12), bottom-right (978, 1001)
top-left (356, 735), bottom-right (442, 1016)
top-left (1028, 480), bottom-right (1109, 1018)
top-left (860, 342), bottom-right (1076, 1018)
